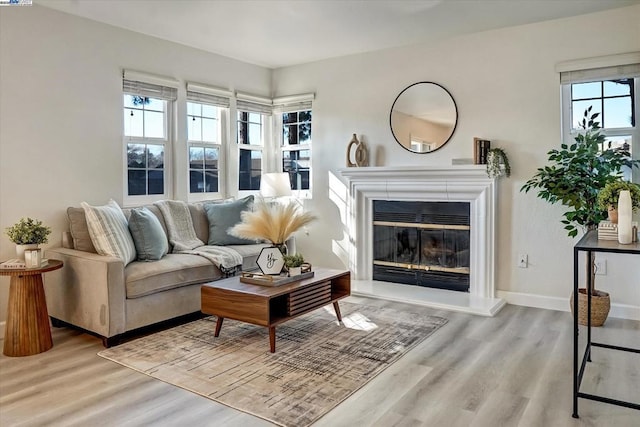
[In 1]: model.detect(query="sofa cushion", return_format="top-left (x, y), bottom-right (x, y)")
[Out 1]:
top-left (67, 207), bottom-right (97, 253)
top-left (204, 196), bottom-right (256, 245)
top-left (82, 200), bottom-right (137, 265)
top-left (125, 253), bottom-right (222, 298)
top-left (128, 207), bottom-right (169, 261)
top-left (189, 203), bottom-right (210, 244)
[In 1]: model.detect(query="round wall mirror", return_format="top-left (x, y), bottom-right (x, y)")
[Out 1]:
top-left (390, 82), bottom-right (458, 153)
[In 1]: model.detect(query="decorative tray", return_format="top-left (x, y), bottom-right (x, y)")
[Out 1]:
top-left (239, 270), bottom-right (314, 287)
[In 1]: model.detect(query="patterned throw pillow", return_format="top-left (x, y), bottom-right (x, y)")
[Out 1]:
top-left (81, 199), bottom-right (137, 265)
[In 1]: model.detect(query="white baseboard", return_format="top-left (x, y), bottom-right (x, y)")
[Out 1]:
top-left (497, 290), bottom-right (640, 321)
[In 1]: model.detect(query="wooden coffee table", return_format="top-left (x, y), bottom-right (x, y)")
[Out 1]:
top-left (201, 268), bottom-right (350, 353)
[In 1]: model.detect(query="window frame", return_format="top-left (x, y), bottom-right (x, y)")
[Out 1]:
top-left (237, 110), bottom-right (266, 193)
top-left (279, 108), bottom-right (312, 197)
top-left (562, 77), bottom-right (639, 184)
top-left (186, 100), bottom-right (225, 202)
top-left (122, 93), bottom-right (173, 206)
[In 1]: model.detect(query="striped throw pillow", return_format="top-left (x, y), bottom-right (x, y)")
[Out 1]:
top-left (81, 199), bottom-right (136, 265)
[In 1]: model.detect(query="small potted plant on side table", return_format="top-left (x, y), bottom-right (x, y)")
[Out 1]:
top-left (597, 180), bottom-right (640, 224)
top-left (5, 217), bottom-right (51, 260)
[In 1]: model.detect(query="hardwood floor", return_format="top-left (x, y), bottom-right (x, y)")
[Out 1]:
top-left (1, 297), bottom-right (638, 426)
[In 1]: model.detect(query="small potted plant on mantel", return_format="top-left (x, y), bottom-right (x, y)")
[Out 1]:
top-left (596, 180), bottom-right (640, 224)
top-left (5, 217), bottom-right (51, 260)
top-left (486, 147), bottom-right (511, 179)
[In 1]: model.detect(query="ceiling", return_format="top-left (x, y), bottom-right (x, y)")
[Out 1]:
top-left (37, 0), bottom-right (640, 69)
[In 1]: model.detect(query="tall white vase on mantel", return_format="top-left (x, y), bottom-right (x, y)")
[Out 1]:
top-left (617, 190), bottom-right (633, 244)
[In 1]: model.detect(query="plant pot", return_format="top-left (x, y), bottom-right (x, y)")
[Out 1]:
top-left (16, 244), bottom-right (39, 261)
top-left (570, 288), bottom-right (610, 327)
top-left (607, 206), bottom-right (618, 224)
top-left (288, 267), bottom-right (302, 276)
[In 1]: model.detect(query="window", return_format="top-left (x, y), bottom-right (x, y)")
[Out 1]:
top-left (188, 102), bottom-right (220, 194)
top-left (123, 95), bottom-right (167, 197)
top-left (569, 79), bottom-right (634, 130)
top-left (281, 110), bottom-right (312, 191)
top-left (274, 94), bottom-right (314, 194)
top-left (560, 59), bottom-right (640, 183)
top-left (237, 111), bottom-right (264, 190)
top-left (122, 72), bottom-right (177, 203)
top-left (186, 83), bottom-right (231, 201)
top-left (236, 94), bottom-right (272, 192)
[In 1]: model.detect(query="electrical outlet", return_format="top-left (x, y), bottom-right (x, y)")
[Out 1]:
top-left (594, 259), bottom-right (607, 275)
top-left (518, 254), bottom-right (528, 268)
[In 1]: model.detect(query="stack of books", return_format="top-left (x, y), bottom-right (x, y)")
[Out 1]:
top-left (473, 138), bottom-right (491, 164)
top-left (0, 259), bottom-right (26, 269)
top-left (598, 220), bottom-right (638, 240)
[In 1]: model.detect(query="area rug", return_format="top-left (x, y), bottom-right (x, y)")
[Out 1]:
top-left (98, 302), bottom-right (447, 427)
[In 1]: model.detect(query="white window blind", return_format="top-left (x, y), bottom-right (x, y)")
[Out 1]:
top-left (560, 64), bottom-right (640, 84)
top-left (557, 52), bottom-right (640, 84)
top-left (273, 93), bottom-right (314, 112)
top-left (122, 70), bottom-right (178, 101)
top-left (236, 92), bottom-right (273, 115)
top-left (187, 82), bottom-right (232, 108)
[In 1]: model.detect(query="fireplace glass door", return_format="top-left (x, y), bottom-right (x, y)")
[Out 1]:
top-left (372, 200), bottom-right (470, 292)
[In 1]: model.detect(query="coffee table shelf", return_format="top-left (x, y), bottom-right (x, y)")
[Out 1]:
top-left (201, 268), bottom-right (351, 352)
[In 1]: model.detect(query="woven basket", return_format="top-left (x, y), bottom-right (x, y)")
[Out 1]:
top-left (570, 288), bottom-right (610, 327)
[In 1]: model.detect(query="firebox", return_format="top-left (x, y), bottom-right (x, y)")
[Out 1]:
top-left (372, 200), bottom-right (470, 292)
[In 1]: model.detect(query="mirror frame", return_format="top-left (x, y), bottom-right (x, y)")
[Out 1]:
top-left (389, 81), bottom-right (458, 154)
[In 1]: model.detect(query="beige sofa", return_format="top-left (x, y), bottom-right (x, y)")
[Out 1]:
top-left (45, 202), bottom-right (268, 347)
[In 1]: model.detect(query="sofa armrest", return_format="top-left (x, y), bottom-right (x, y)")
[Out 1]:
top-left (45, 247), bottom-right (126, 338)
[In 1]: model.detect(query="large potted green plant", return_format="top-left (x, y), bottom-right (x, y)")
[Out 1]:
top-left (521, 107), bottom-right (640, 326)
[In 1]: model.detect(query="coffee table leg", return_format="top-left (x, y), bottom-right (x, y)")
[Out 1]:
top-left (333, 302), bottom-right (343, 322)
top-left (214, 317), bottom-right (224, 337)
top-left (269, 327), bottom-right (276, 353)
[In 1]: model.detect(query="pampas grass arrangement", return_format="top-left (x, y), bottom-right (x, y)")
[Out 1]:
top-left (228, 201), bottom-right (316, 245)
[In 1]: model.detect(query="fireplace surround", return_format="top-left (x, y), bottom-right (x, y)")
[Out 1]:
top-left (340, 166), bottom-right (505, 316)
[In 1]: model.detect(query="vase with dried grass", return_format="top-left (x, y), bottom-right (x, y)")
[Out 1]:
top-left (228, 200), bottom-right (316, 255)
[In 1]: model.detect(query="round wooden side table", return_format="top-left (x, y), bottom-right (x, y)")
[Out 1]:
top-left (0, 259), bottom-right (63, 357)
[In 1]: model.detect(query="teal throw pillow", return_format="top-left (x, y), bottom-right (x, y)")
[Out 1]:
top-left (204, 195), bottom-right (255, 245)
top-left (128, 207), bottom-right (169, 261)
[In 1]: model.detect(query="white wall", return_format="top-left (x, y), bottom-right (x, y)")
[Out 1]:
top-left (0, 5), bottom-right (271, 322)
top-left (1, 5), bottom-right (638, 326)
top-left (273, 5), bottom-right (640, 314)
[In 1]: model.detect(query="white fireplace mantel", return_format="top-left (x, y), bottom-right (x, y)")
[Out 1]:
top-left (340, 165), bottom-right (505, 316)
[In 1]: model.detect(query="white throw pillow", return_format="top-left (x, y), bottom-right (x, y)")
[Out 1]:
top-left (81, 199), bottom-right (136, 265)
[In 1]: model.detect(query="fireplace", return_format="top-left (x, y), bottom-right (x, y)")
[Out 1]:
top-left (373, 200), bottom-right (470, 292)
top-left (340, 166), bottom-right (505, 316)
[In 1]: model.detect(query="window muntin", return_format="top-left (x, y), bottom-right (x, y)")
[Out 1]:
top-left (238, 111), bottom-right (264, 191)
top-left (188, 101), bottom-right (221, 195)
top-left (123, 95), bottom-right (168, 197)
top-left (570, 79), bottom-right (634, 130)
top-left (282, 110), bottom-right (312, 191)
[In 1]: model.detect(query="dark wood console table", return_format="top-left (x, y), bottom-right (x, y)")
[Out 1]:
top-left (572, 231), bottom-right (639, 417)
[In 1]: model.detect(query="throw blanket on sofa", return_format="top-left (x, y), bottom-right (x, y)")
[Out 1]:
top-left (155, 200), bottom-right (243, 276)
